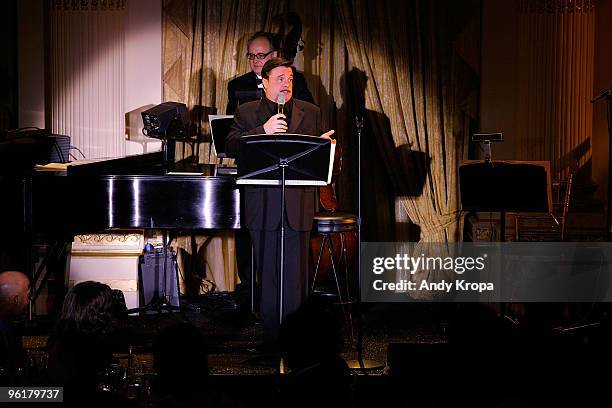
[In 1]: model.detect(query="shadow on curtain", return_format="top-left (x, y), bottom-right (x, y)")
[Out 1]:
top-left (336, 0), bottom-right (481, 242)
top-left (162, 0), bottom-right (481, 246)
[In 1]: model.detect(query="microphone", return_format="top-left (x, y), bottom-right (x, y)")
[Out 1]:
top-left (277, 94), bottom-right (285, 115)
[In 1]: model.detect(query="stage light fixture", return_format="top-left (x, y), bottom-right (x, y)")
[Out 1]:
top-left (141, 102), bottom-right (189, 140)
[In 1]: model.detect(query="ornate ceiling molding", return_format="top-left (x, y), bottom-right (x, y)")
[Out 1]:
top-left (519, 0), bottom-right (596, 13)
top-left (51, 0), bottom-right (126, 11)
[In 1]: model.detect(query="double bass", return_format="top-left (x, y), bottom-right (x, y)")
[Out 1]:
top-left (278, 12), bottom-right (304, 61)
top-left (310, 144), bottom-right (358, 283)
top-left (276, 12), bottom-right (357, 282)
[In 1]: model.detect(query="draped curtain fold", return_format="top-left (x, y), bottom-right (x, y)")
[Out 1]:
top-left (162, 0), bottom-right (343, 291)
top-left (335, 0), bottom-right (480, 242)
top-left (516, 0), bottom-right (595, 179)
top-left (164, 0), bottom-right (293, 162)
top-left (162, 0), bottom-right (480, 245)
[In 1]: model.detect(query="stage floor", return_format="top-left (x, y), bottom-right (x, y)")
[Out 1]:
top-left (20, 300), bottom-right (612, 406)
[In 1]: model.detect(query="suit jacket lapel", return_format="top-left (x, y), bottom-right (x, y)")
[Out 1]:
top-left (289, 100), bottom-right (304, 134)
top-left (248, 71), bottom-right (258, 88)
top-left (255, 99), bottom-right (268, 130)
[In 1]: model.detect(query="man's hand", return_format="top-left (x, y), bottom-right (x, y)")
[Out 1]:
top-left (263, 114), bottom-right (288, 134)
top-left (320, 129), bottom-right (336, 143)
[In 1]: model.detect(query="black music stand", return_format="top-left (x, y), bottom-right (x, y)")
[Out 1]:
top-left (459, 160), bottom-right (552, 322)
top-left (236, 134), bottom-right (334, 325)
top-left (459, 160), bottom-right (552, 241)
top-left (209, 115), bottom-right (234, 159)
top-left (591, 87), bottom-right (612, 240)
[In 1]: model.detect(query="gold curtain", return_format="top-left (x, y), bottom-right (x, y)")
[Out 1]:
top-left (164, 0), bottom-right (293, 162)
top-left (162, 0), bottom-right (480, 248)
top-left (516, 0), bottom-right (595, 179)
top-left (162, 0), bottom-right (347, 292)
top-left (336, 0), bottom-right (480, 242)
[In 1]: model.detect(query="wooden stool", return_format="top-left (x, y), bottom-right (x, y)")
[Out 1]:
top-left (311, 211), bottom-right (357, 342)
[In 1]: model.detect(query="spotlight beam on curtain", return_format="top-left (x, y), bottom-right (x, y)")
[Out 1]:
top-left (336, 0), bottom-right (480, 242)
top-left (163, 0), bottom-right (287, 163)
top-left (162, 0), bottom-right (480, 244)
top-left (48, 0), bottom-right (127, 159)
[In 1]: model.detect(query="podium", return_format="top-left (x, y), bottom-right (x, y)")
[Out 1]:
top-left (459, 160), bottom-right (552, 241)
top-left (236, 134), bottom-right (334, 325)
top-left (237, 134), bottom-right (334, 186)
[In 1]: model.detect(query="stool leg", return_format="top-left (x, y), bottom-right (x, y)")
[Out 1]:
top-left (340, 232), bottom-right (352, 301)
top-left (327, 237), bottom-right (351, 331)
top-left (311, 234), bottom-right (327, 294)
top-left (326, 237), bottom-right (343, 305)
top-left (340, 232), bottom-right (355, 345)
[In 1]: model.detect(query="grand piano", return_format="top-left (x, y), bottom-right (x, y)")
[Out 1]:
top-left (1, 150), bottom-right (240, 236)
top-left (0, 140), bottom-right (240, 304)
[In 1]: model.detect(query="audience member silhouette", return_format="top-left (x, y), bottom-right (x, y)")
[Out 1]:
top-left (0, 270), bottom-right (30, 383)
top-left (278, 302), bottom-right (352, 408)
top-left (152, 322), bottom-right (236, 407)
top-left (46, 281), bottom-right (116, 400)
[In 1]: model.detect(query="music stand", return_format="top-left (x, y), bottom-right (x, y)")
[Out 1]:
top-left (590, 87), bottom-right (612, 240)
top-left (459, 160), bottom-right (553, 322)
top-left (236, 134), bottom-right (334, 325)
top-left (459, 160), bottom-right (552, 241)
top-left (209, 115), bottom-right (234, 164)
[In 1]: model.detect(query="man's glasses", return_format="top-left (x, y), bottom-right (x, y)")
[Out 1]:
top-left (246, 50), bottom-right (274, 60)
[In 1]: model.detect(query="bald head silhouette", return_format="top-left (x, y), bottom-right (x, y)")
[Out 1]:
top-left (0, 271), bottom-right (30, 320)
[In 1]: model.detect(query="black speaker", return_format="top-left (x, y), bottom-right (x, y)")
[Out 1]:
top-left (139, 250), bottom-right (180, 312)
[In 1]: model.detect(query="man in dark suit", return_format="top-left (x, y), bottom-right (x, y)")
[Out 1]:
top-left (228, 32), bottom-right (314, 302)
top-left (226, 57), bottom-right (334, 343)
top-left (226, 32), bottom-right (314, 115)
